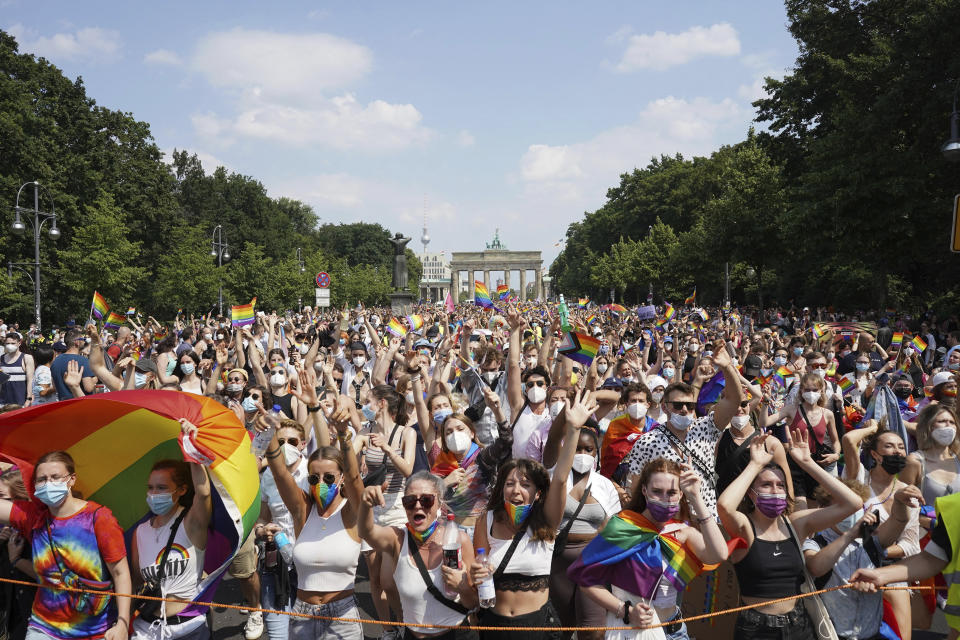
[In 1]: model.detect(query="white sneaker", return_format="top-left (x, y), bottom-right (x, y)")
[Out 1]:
top-left (244, 610), bottom-right (264, 640)
top-left (381, 628), bottom-right (400, 640)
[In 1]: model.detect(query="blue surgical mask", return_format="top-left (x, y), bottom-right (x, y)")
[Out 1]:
top-left (793, 347), bottom-right (803, 356)
top-left (662, 367), bottom-right (675, 379)
top-left (34, 481), bottom-right (69, 507)
top-left (242, 396), bottom-right (258, 413)
top-left (134, 372), bottom-right (148, 389)
top-left (180, 363), bottom-right (195, 376)
top-left (433, 408), bottom-right (453, 424)
top-left (146, 492), bottom-right (175, 515)
top-left (361, 404), bottom-right (377, 421)
top-left (856, 362), bottom-right (870, 372)
top-left (774, 356), bottom-right (787, 367)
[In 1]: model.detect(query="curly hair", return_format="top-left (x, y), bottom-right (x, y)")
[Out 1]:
top-left (486, 459), bottom-right (555, 542)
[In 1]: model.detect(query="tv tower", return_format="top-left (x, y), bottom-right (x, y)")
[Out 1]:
top-left (420, 194), bottom-right (430, 257)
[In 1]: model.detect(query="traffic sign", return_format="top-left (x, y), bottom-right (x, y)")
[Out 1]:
top-left (316, 272), bottom-right (331, 288)
top-left (952, 195), bottom-right (960, 253)
top-left (315, 287), bottom-right (330, 308)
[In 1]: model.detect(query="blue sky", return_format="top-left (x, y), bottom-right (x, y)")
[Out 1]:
top-left (4, 2), bottom-right (798, 267)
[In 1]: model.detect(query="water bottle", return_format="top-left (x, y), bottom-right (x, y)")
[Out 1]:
top-left (441, 513), bottom-right (461, 597)
top-left (250, 404), bottom-right (282, 456)
top-left (274, 531), bottom-right (294, 565)
top-left (475, 548), bottom-right (496, 608)
top-left (558, 294), bottom-right (571, 332)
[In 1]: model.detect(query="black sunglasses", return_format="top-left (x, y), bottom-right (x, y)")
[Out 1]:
top-left (307, 473), bottom-right (338, 486)
top-left (401, 494), bottom-right (437, 510)
top-left (278, 437), bottom-right (300, 447)
top-left (525, 380), bottom-right (546, 388)
top-left (739, 401), bottom-right (750, 408)
top-left (669, 401), bottom-right (696, 411)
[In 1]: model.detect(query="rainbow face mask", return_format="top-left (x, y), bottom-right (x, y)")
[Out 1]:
top-left (313, 480), bottom-right (339, 509)
top-left (504, 501), bottom-right (533, 527)
top-left (406, 519), bottom-right (439, 545)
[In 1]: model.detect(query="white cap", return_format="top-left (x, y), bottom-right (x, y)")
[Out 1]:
top-left (931, 371), bottom-right (955, 387)
top-left (646, 375), bottom-right (668, 392)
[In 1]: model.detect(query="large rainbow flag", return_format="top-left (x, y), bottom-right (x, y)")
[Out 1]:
top-left (567, 510), bottom-right (711, 598)
top-left (231, 297), bottom-right (257, 327)
top-left (103, 311), bottom-right (126, 330)
top-left (474, 281), bottom-right (494, 309)
top-left (0, 391), bottom-right (260, 615)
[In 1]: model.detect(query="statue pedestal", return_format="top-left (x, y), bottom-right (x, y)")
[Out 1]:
top-left (390, 292), bottom-right (414, 316)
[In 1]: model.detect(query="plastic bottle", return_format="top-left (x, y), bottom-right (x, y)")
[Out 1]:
top-left (250, 404), bottom-right (282, 456)
top-left (475, 548), bottom-right (496, 608)
top-left (558, 294), bottom-right (572, 332)
top-left (441, 513), bottom-right (461, 596)
top-left (274, 531), bottom-right (294, 565)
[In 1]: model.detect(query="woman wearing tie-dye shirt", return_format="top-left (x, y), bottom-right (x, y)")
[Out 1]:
top-left (0, 451), bottom-right (131, 640)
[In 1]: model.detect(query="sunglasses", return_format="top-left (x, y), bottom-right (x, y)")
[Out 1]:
top-left (669, 401), bottom-right (696, 411)
top-left (525, 380), bottom-right (546, 388)
top-left (278, 437), bottom-right (300, 447)
top-left (307, 473), bottom-right (338, 486)
top-left (401, 494), bottom-right (437, 510)
top-left (739, 401), bottom-right (750, 408)
top-left (808, 363), bottom-right (828, 370)
top-left (228, 376), bottom-right (245, 383)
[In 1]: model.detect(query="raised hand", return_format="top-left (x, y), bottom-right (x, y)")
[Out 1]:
top-left (749, 432), bottom-right (775, 466)
top-left (786, 425), bottom-right (813, 466)
top-left (893, 484), bottom-right (924, 508)
top-left (678, 456), bottom-right (701, 498)
top-left (64, 359), bottom-right (83, 388)
top-left (565, 389), bottom-right (599, 428)
top-left (362, 485), bottom-right (385, 508)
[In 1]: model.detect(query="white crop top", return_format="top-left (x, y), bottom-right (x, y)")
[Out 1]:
top-left (485, 511), bottom-right (553, 576)
top-left (394, 532), bottom-right (466, 635)
top-left (293, 500), bottom-right (362, 592)
top-left (135, 508), bottom-right (204, 601)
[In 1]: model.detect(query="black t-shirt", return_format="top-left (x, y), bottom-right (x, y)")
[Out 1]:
top-left (837, 350), bottom-right (884, 376)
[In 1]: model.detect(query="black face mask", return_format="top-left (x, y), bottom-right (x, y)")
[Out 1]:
top-left (893, 388), bottom-right (912, 400)
top-left (879, 454), bottom-right (907, 475)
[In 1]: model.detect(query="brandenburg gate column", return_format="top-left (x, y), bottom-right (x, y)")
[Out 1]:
top-left (468, 274), bottom-right (475, 301)
top-left (535, 270), bottom-right (543, 301)
top-left (519, 270), bottom-right (527, 301)
top-left (450, 270), bottom-right (458, 301)
top-left (483, 270), bottom-right (490, 293)
top-left (504, 269), bottom-right (511, 291)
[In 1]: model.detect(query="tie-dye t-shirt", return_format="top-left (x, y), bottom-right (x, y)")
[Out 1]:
top-left (10, 500), bottom-right (126, 639)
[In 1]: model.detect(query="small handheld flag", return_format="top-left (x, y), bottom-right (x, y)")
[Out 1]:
top-left (406, 314), bottom-right (424, 331)
top-left (684, 289), bottom-right (696, 306)
top-left (126, 307), bottom-right (136, 316)
top-left (891, 332), bottom-right (903, 348)
top-left (231, 297), bottom-right (257, 327)
top-left (496, 285), bottom-right (509, 300)
top-left (103, 312), bottom-right (126, 330)
top-left (578, 298), bottom-right (589, 309)
top-left (91, 291), bottom-right (109, 320)
top-left (386, 318), bottom-right (407, 338)
top-left (838, 374), bottom-right (855, 395)
top-left (557, 331), bottom-right (601, 366)
top-left (911, 335), bottom-right (927, 353)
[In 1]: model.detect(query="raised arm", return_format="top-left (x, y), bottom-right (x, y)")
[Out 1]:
top-left (538, 316), bottom-right (560, 368)
top-left (711, 341), bottom-right (745, 429)
top-left (357, 485), bottom-right (401, 554)
top-left (505, 309), bottom-right (525, 416)
top-left (264, 426), bottom-right (310, 535)
top-left (87, 326), bottom-right (124, 391)
top-left (841, 420), bottom-right (879, 482)
top-left (177, 419), bottom-right (213, 550)
top-left (545, 390), bottom-right (598, 528)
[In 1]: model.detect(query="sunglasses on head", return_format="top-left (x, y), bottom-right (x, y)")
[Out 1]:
top-left (526, 380), bottom-right (546, 388)
top-left (401, 494), bottom-right (437, 510)
top-left (669, 401), bottom-right (696, 411)
top-left (307, 473), bottom-right (338, 486)
top-left (278, 437), bottom-right (300, 447)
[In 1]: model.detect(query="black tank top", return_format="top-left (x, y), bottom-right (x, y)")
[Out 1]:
top-left (273, 392), bottom-right (294, 419)
top-left (733, 516), bottom-right (804, 599)
top-left (716, 429), bottom-right (754, 495)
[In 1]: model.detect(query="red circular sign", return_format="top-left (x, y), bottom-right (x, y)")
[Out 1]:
top-left (315, 272), bottom-right (330, 288)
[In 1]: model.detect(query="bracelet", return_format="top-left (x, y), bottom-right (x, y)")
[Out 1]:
top-left (307, 405), bottom-right (322, 413)
top-left (410, 375), bottom-right (422, 383)
top-left (696, 515), bottom-right (713, 524)
top-left (622, 600), bottom-right (633, 624)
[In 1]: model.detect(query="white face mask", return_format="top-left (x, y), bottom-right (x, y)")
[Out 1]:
top-left (445, 430), bottom-right (472, 454)
top-left (547, 400), bottom-right (565, 418)
top-left (687, 343), bottom-right (699, 353)
top-left (482, 370), bottom-right (500, 385)
top-left (932, 426), bottom-right (957, 447)
top-left (3, 344), bottom-right (17, 354)
top-left (802, 391), bottom-right (821, 405)
top-left (352, 356), bottom-right (366, 368)
top-left (405, 391), bottom-right (415, 404)
top-left (669, 412), bottom-right (693, 430)
top-left (270, 372), bottom-right (287, 387)
top-left (525, 357), bottom-right (538, 368)
top-left (651, 391), bottom-right (664, 404)
top-left (282, 443), bottom-right (301, 466)
top-left (627, 402), bottom-right (648, 420)
top-left (730, 414), bottom-right (751, 431)
top-left (572, 453), bottom-right (595, 474)
top-left (298, 344), bottom-right (309, 355)
top-left (526, 385), bottom-right (547, 404)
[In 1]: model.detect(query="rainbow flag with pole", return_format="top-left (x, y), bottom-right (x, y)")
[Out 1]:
top-left (91, 291), bottom-right (109, 320)
top-left (231, 297), bottom-right (257, 327)
top-left (837, 374), bottom-right (855, 395)
top-left (474, 282), bottom-right (494, 309)
top-left (386, 318), bottom-right (407, 338)
top-left (891, 332), bottom-right (903, 349)
top-left (103, 311), bottom-right (126, 330)
top-left (567, 510), bottom-right (716, 599)
top-left (126, 307), bottom-right (136, 316)
top-left (558, 330), bottom-right (600, 366)
top-left (0, 391), bottom-right (259, 617)
top-left (406, 314), bottom-right (424, 331)
top-left (656, 302), bottom-right (676, 328)
top-left (684, 288), bottom-right (696, 306)
top-left (911, 335), bottom-right (928, 353)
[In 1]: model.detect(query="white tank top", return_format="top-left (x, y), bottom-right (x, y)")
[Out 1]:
top-left (511, 406), bottom-right (551, 459)
top-left (394, 532), bottom-right (466, 635)
top-left (135, 508), bottom-right (204, 600)
top-left (485, 511), bottom-right (553, 575)
top-left (293, 500), bottom-right (362, 592)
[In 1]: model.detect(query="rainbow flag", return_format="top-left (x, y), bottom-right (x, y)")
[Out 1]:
top-left (406, 314), bottom-right (424, 331)
top-left (838, 374), bottom-right (855, 395)
top-left (177, 308), bottom-right (183, 315)
top-left (126, 307), bottom-right (136, 316)
top-left (698, 308), bottom-right (710, 322)
top-left (0, 391), bottom-right (259, 617)
top-left (599, 414), bottom-right (654, 477)
top-left (774, 365), bottom-right (794, 388)
top-left (496, 285), bottom-right (509, 300)
top-left (387, 318), bottom-right (407, 337)
top-left (912, 335), bottom-right (927, 352)
top-left (656, 302), bottom-right (676, 328)
top-left (558, 330), bottom-right (600, 366)
top-left (812, 324), bottom-right (825, 340)
top-left (891, 332), bottom-right (903, 348)
top-left (578, 298), bottom-right (589, 309)
top-left (586, 313), bottom-right (597, 325)
top-left (103, 311), bottom-right (126, 330)
top-left (474, 281), bottom-right (494, 309)
top-left (91, 291), bottom-right (109, 320)
top-left (684, 288), bottom-right (696, 306)
top-left (567, 510), bottom-right (710, 599)
top-left (231, 297), bottom-right (256, 327)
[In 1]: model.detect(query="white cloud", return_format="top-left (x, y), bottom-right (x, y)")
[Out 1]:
top-left (160, 148), bottom-right (230, 175)
top-left (144, 49), bottom-right (182, 65)
top-left (8, 23), bottom-right (121, 62)
top-left (613, 23), bottom-right (740, 72)
top-left (456, 130), bottom-right (475, 147)
top-left (738, 68), bottom-right (783, 103)
top-left (520, 145), bottom-right (583, 182)
top-left (191, 28), bottom-right (372, 100)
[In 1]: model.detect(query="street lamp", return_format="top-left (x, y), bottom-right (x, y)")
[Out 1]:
top-left (211, 225), bottom-right (230, 315)
top-left (296, 247), bottom-right (305, 273)
top-left (943, 78), bottom-right (960, 161)
top-left (9, 181), bottom-right (60, 331)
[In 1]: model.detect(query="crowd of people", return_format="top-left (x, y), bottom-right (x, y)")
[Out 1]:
top-left (0, 302), bottom-right (959, 640)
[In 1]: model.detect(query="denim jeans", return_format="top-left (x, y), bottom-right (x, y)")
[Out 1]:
top-left (288, 596), bottom-right (363, 640)
top-left (734, 602), bottom-right (815, 639)
top-left (261, 568), bottom-right (293, 640)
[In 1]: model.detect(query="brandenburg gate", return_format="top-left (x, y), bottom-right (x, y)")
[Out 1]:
top-left (449, 231), bottom-right (544, 301)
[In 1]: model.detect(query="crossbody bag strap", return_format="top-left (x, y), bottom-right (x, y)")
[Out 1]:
top-left (406, 530), bottom-right (469, 615)
top-left (492, 526), bottom-right (527, 580)
top-left (553, 486), bottom-right (591, 557)
top-left (657, 425), bottom-right (717, 487)
top-left (387, 423), bottom-right (403, 448)
top-left (154, 508), bottom-right (189, 584)
top-left (797, 404), bottom-right (820, 444)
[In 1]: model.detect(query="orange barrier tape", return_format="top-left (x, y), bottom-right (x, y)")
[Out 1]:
top-left (0, 576), bottom-right (941, 632)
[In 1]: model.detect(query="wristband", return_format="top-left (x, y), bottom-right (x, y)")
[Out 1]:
top-left (622, 600), bottom-right (633, 624)
top-left (307, 405), bottom-right (322, 413)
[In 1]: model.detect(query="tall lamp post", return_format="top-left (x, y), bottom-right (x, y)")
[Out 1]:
top-left (943, 78), bottom-right (960, 161)
top-left (9, 181), bottom-right (61, 331)
top-left (210, 225), bottom-right (230, 316)
top-left (296, 247), bottom-right (305, 311)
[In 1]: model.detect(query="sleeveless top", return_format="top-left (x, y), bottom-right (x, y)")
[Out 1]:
top-left (791, 407), bottom-right (827, 448)
top-left (135, 508), bottom-right (204, 601)
top-left (733, 517), bottom-right (804, 599)
top-left (910, 451), bottom-right (960, 508)
top-left (363, 424), bottom-right (406, 494)
top-left (273, 393), bottom-right (294, 420)
top-left (395, 531), bottom-right (466, 634)
top-left (716, 428), bottom-right (755, 495)
top-left (293, 500), bottom-right (361, 592)
top-left (485, 511), bottom-right (553, 590)
top-left (0, 352), bottom-right (26, 404)
top-left (561, 493), bottom-right (607, 535)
